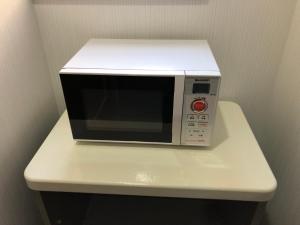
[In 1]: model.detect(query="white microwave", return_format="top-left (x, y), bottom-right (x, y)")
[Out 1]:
top-left (60, 39), bottom-right (221, 146)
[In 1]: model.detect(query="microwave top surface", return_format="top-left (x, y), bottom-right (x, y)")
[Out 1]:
top-left (62, 39), bottom-right (220, 76)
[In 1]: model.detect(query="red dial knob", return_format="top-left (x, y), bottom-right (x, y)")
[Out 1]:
top-left (191, 99), bottom-right (207, 112)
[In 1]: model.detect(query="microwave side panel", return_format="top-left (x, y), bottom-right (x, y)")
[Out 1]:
top-left (180, 76), bottom-right (221, 146)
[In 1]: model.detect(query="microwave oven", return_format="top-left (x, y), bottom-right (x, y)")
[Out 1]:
top-left (59, 39), bottom-right (221, 146)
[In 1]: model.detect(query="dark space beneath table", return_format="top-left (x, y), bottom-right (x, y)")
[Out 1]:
top-left (41, 191), bottom-right (257, 225)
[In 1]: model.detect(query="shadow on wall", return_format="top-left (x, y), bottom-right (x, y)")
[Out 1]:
top-left (33, 0), bottom-right (209, 6)
top-left (262, 214), bottom-right (271, 225)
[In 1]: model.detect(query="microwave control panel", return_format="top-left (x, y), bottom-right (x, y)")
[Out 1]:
top-left (181, 77), bottom-right (220, 146)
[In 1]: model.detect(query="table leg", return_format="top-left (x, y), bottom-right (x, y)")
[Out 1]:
top-left (250, 202), bottom-right (267, 225)
top-left (35, 191), bottom-right (51, 225)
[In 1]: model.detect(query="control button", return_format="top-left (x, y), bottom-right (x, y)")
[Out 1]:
top-left (187, 122), bottom-right (196, 128)
top-left (198, 122), bottom-right (208, 128)
top-left (185, 128), bottom-right (208, 141)
top-left (199, 127), bottom-right (209, 135)
top-left (186, 130), bottom-right (196, 138)
top-left (187, 114), bottom-right (197, 121)
top-left (198, 114), bottom-right (209, 122)
top-left (191, 99), bottom-right (207, 113)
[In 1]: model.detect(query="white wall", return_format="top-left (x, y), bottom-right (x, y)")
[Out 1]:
top-left (0, 0), bottom-right (58, 225)
top-left (262, 0), bottom-right (300, 224)
top-left (33, 0), bottom-right (296, 144)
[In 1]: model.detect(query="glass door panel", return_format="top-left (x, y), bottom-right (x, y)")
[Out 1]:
top-left (60, 75), bottom-right (175, 143)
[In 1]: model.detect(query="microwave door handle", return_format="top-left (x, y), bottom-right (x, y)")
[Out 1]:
top-left (172, 75), bottom-right (185, 145)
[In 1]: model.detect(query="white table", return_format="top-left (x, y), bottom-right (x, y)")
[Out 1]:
top-left (25, 101), bottom-right (276, 225)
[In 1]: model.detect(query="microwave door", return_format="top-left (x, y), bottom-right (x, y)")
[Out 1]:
top-left (60, 74), bottom-right (175, 143)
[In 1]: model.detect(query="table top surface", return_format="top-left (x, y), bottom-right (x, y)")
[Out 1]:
top-left (24, 101), bottom-right (276, 201)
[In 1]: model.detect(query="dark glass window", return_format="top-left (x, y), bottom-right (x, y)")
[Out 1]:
top-left (60, 74), bottom-right (174, 143)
